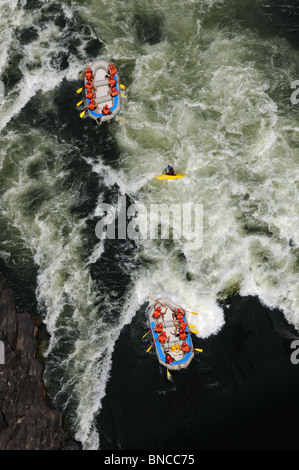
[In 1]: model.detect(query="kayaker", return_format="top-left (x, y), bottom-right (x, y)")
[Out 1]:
top-left (163, 165), bottom-right (176, 176)
top-left (101, 104), bottom-right (111, 115)
top-left (153, 306), bottom-right (162, 319)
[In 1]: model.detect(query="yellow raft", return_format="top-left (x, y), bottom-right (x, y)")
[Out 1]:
top-left (154, 174), bottom-right (186, 180)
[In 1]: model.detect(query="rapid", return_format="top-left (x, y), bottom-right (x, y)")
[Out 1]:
top-left (0, 0), bottom-right (298, 450)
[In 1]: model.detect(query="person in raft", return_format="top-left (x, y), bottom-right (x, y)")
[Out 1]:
top-left (101, 104), bottom-right (111, 115)
top-left (163, 165), bottom-right (176, 176)
top-left (158, 331), bottom-right (169, 345)
top-left (108, 63), bottom-right (117, 76)
top-left (84, 67), bottom-right (93, 82)
top-left (165, 353), bottom-right (175, 365)
top-left (173, 308), bottom-right (184, 321)
top-left (108, 86), bottom-right (119, 98)
top-left (154, 322), bottom-right (163, 334)
top-left (87, 99), bottom-right (98, 112)
top-left (181, 342), bottom-right (191, 354)
top-left (152, 306), bottom-right (162, 319)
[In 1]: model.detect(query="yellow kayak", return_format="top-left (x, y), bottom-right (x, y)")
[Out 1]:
top-left (154, 174), bottom-right (186, 180)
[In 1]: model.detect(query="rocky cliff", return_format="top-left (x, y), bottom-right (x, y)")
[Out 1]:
top-left (0, 272), bottom-right (81, 450)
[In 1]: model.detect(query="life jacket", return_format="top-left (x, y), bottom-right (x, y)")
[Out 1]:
top-left (181, 343), bottom-right (190, 353)
top-left (85, 71), bottom-right (92, 81)
top-left (153, 309), bottom-right (161, 319)
top-left (102, 106), bottom-right (111, 115)
top-left (154, 323), bottom-right (163, 333)
top-left (109, 78), bottom-right (116, 87)
top-left (166, 355), bottom-right (174, 364)
top-left (109, 64), bottom-right (117, 75)
top-left (178, 320), bottom-right (187, 330)
top-left (179, 329), bottom-right (187, 340)
top-left (158, 333), bottom-right (167, 344)
top-left (176, 312), bottom-right (184, 320)
top-left (109, 87), bottom-right (118, 97)
top-left (87, 101), bottom-right (95, 111)
top-left (86, 92), bottom-right (94, 100)
top-left (85, 84), bottom-right (93, 92)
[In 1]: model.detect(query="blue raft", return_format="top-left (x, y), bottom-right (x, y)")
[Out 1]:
top-left (83, 59), bottom-right (121, 123)
top-left (148, 298), bottom-right (194, 371)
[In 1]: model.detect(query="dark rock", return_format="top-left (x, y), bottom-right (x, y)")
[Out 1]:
top-left (0, 272), bottom-right (81, 450)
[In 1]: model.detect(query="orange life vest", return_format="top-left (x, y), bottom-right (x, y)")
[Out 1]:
top-left (166, 355), bottom-right (174, 364)
top-left (102, 106), bottom-right (111, 115)
top-left (109, 87), bottom-right (118, 97)
top-left (181, 343), bottom-right (190, 353)
top-left (153, 309), bottom-right (161, 319)
top-left (154, 323), bottom-right (163, 333)
top-left (158, 333), bottom-right (167, 344)
top-left (88, 101), bottom-right (95, 111)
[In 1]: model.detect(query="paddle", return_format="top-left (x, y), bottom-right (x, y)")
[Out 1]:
top-left (76, 86), bottom-right (83, 93)
top-left (166, 369), bottom-right (172, 381)
top-left (77, 99), bottom-right (84, 107)
top-left (142, 327), bottom-right (155, 339)
top-left (146, 337), bottom-right (159, 353)
top-left (80, 109), bottom-right (87, 118)
top-left (112, 112), bottom-right (124, 122)
top-left (193, 348), bottom-right (203, 352)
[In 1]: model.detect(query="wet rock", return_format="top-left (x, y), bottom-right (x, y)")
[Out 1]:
top-left (0, 272), bottom-right (81, 450)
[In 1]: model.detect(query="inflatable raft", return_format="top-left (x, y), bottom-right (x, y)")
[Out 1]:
top-left (82, 60), bottom-right (121, 123)
top-left (148, 298), bottom-right (194, 371)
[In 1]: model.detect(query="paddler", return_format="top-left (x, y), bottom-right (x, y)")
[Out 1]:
top-left (87, 99), bottom-right (98, 112)
top-left (154, 322), bottom-right (163, 333)
top-left (101, 104), bottom-right (111, 116)
top-left (181, 342), bottom-right (191, 353)
top-left (179, 328), bottom-right (187, 341)
top-left (158, 331), bottom-right (169, 345)
top-left (163, 165), bottom-right (176, 176)
top-left (108, 63), bottom-right (117, 76)
top-left (152, 306), bottom-right (162, 319)
top-left (108, 86), bottom-right (119, 98)
top-left (84, 67), bottom-right (93, 82)
top-left (175, 308), bottom-right (184, 320)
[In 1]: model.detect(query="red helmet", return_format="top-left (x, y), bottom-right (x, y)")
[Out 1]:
top-left (162, 332), bottom-right (166, 336)
top-left (182, 342), bottom-right (186, 346)
top-left (157, 307), bottom-right (161, 311)
top-left (158, 323), bottom-right (162, 328)
top-left (177, 309), bottom-right (181, 313)
top-left (105, 104), bottom-right (109, 109)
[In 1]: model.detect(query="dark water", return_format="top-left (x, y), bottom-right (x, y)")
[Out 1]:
top-left (0, 0), bottom-right (299, 450)
top-left (98, 296), bottom-right (299, 450)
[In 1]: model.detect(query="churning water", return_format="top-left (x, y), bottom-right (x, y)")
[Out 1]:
top-left (0, 0), bottom-right (298, 450)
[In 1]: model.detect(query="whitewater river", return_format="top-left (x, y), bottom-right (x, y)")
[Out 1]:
top-left (0, 0), bottom-right (298, 450)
